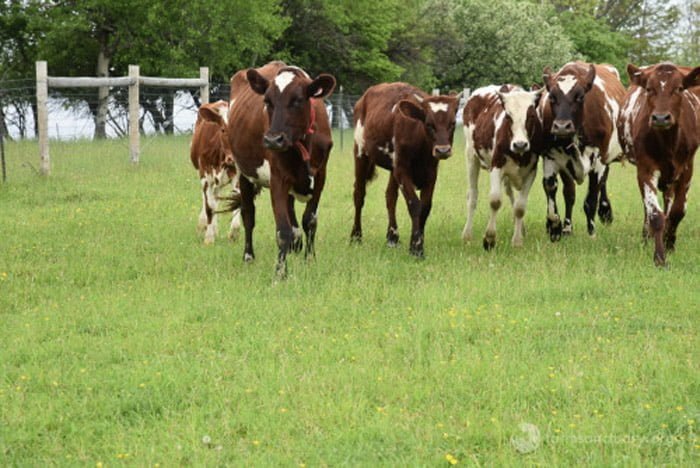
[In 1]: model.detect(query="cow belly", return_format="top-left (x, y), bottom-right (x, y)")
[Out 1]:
top-left (547, 149), bottom-right (587, 184)
top-left (242, 160), bottom-right (271, 187)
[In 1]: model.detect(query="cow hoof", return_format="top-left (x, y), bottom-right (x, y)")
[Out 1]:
top-left (243, 253), bottom-right (255, 263)
top-left (587, 224), bottom-right (596, 237)
top-left (228, 230), bottom-right (239, 242)
top-left (292, 237), bottom-right (303, 253)
top-left (275, 262), bottom-right (288, 279)
top-left (483, 237), bottom-right (496, 251)
top-left (462, 228), bottom-right (473, 242)
top-left (598, 204), bottom-right (613, 225)
top-left (386, 230), bottom-right (399, 248)
top-left (350, 232), bottom-right (362, 244)
top-left (511, 238), bottom-right (524, 248)
top-left (653, 252), bottom-right (667, 268)
top-left (387, 239), bottom-right (399, 248)
top-left (204, 236), bottom-right (215, 246)
top-left (409, 248), bottom-right (425, 258)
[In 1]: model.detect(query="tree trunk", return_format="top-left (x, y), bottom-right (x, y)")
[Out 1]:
top-left (94, 48), bottom-right (110, 139)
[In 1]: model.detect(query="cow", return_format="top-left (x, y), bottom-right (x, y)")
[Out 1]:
top-left (350, 83), bottom-right (461, 257)
top-left (461, 84), bottom-right (544, 250)
top-left (200, 61), bottom-right (335, 277)
top-left (617, 62), bottom-right (700, 266)
top-left (190, 100), bottom-right (241, 244)
top-left (539, 61), bottom-right (626, 241)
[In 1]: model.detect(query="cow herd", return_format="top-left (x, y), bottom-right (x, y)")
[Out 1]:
top-left (190, 60), bottom-right (700, 277)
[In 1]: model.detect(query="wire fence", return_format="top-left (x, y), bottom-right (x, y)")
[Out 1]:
top-left (0, 79), bottom-right (361, 142)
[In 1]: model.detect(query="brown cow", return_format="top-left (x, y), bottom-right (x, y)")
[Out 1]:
top-left (461, 84), bottom-right (544, 249)
top-left (201, 61), bottom-right (335, 277)
top-left (617, 62), bottom-right (700, 266)
top-left (351, 83), bottom-right (461, 257)
top-left (190, 100), bottom-right (240, 244)
top-left (539, 61), bottom-right (626, 240)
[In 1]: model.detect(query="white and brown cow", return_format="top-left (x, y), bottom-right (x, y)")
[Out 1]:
top-left (201, 61), bottom-right (335, 277)
top-left (461, 84), bottom-right (544, 249)
top-left (351, 83), bottom-right (461, 257)
top-left (539, 61), bottom-right (626, 240)
top-left (190, 100), bottom-right (240, 244)
top-left (617, 62), bottom-right (700, 266)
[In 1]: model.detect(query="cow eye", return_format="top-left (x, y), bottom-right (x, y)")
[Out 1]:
top-left (676, 87), bottom-right (683, 94)
top-left (576, 94), bottom-right (584, 103)
top-left (264, 98), bottom-right (273, 109)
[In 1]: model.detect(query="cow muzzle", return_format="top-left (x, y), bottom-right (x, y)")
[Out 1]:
top-left (551, 119), bottom-right (575, 137)
top-left (263, 132), bottom-right (290, 151)
top-left (650, 113), bottom-right (673, 130)
top-left (511, 140), bottom-right (530, 154)
top-left (433, 145), bottom-right (452, 159)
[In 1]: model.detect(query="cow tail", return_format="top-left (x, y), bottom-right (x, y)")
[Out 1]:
top-left (215, 189), bottom-right (242, 214)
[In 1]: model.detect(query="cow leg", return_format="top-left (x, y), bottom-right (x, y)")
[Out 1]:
top-left (302, 167), bottom-right (327, 260)
top-left (512, 168), bottom-right (536, 248)
top-left (239, 176), bottom-right (257, 263)
top-left (395, 169), bottom-right (423, 257)
top-left (204, 175), bottom-right (219, 245)
top-left (583, 159), bottom-right (606, 237)
top-left (461, 152), bottom-right (480, 242)
top-left (386, 175), bottom-right (400, 247)
top-left (561, 172), bottom-right (575, 236)
top-left (664, 164), bottom-right (693, 252)
top-left (637, 168), bottom-right (666, 266)
top-left (288, 195), bottom-right (303, 253)
top-left (484, 168), bottom-right (502, 250)
top-left (543, 159), bottom-right (562, 241)
top-left (198, 178), bottom-right (209, 232)
top-left (418, 173), bottom-right (437, 238)
top-left (271, 181), bottom-right (294, 278)
top-left (597, 165), bottom-right (613, 224)
top-left (351, 152), bottom-right (371, 243)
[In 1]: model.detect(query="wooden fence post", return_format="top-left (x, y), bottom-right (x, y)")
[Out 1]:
top-left (129, 65), bottom-right (140, 164)
top-left (36, 61), bottom-right (50, 175)
top-left (200, 67), bottom-right (209, 105)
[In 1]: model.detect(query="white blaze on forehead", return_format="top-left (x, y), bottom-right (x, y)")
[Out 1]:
top-left (428, 102), bottom-right (449, 113)
top-left (274, 71), bottom-right (296, 93)
top-left (557, 75), bottom-right (578, 94)
top-left (660, 80), bottom-right (667, 91)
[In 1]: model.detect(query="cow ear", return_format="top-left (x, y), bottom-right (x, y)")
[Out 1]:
top-left (532, 87), bottom-right (545, 106)
top-left (627, 64), bottom-right (646, 87)
top-left (198, 104), bottom-right (226, 128)
top-left (682, 66), bottom-right (700, 89)
top-left (307, 74), bottom-right (336, 99)
top-left (584, 64), bottom-right (596, 91)
top-left (543, 67), bottom-right (554, 91)
top-left (397, 99), bottom-right (425, 122)
top-left (247, 69), bottom-right (269, 95)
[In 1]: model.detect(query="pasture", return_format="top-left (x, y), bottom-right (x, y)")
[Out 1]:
top-left (0, 132), bottom-right (698, 466)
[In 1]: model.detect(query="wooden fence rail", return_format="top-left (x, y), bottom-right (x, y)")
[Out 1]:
top-left (35, 60), bottom-right (209, 175)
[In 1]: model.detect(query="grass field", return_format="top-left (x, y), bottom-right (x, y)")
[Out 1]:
top-left (1, 131), bottom-right (698, 466)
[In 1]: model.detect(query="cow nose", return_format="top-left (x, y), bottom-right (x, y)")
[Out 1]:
top-left (224, 152), bottom-right (235, 167)
top-left (263, 133), bottom-right (286, 150)
top-left (511, 141), bottom-right (529, 153)
top-left (433, 145), bottom-right (452, 159)
top-left (552, 120), bottom-right (575, 136)
top-left (651, 113), bottom-right (672, 128)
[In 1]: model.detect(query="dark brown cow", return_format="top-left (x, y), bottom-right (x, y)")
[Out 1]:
top-left (539, 61), bottom-right (626, 240)
top-left (190, 100), bottom-right (240, 244)
top-left (461, 85), bottom-right (543, 249)
top-left (617, 62), bottom-right (700, 266)
top-left (201, 61), bottom-right (335, 277)
top-left (351, 83), bottom-right (461, 257)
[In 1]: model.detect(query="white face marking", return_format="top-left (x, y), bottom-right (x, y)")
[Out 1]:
top-left (557, 75), bottom-right (578, 95)
top-left (499, 90), bottom-right (537, 152)
top-left (354, 120), bottom-right (365, 158)
top-left (428, 102), bottom-right (449, 113)
top-left (660, 80), bottom-right (666, 91)
top-left (274, 71), bottom-right (296, 93)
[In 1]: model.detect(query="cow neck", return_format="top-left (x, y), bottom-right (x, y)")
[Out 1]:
top-left (295, 98), bottom-right (317, 163)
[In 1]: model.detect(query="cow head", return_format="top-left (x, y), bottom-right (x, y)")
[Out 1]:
top-left (198, 100), bottom-right (235, 167)
top-left (543, 64), bottom-right (596, 138)
top-left (628, 63), bottom-right (700, 131)
top-left (496, 86), bottom-right (544, 154)
top-left (397, 93), bottom-right (462, 159)
top-left (247, 66), bottom-right (335, 151)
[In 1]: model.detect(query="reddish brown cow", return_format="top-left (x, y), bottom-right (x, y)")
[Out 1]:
top-left (190, 100), bottom-right (240, 244)
top-left (351, 83), bottom-right (461, 257)
top-left (539, 61), bottom-right (626, 240)
top-left (201, 61), bottom-right (335, 277)
top-left (617, 62), bottom-right (700, 266)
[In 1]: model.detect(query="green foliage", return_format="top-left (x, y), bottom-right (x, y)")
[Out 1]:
top-left (424, 0), bottom-right (574, 90)
top-left (0, 135), bottom-right (698, 465)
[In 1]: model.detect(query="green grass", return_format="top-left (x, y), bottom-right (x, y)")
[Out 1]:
top-left (0, 132), bottom-right (698, 466)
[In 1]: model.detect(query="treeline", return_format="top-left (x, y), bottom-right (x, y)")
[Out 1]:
top-left (1, 0), bottom-right (698, 136)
